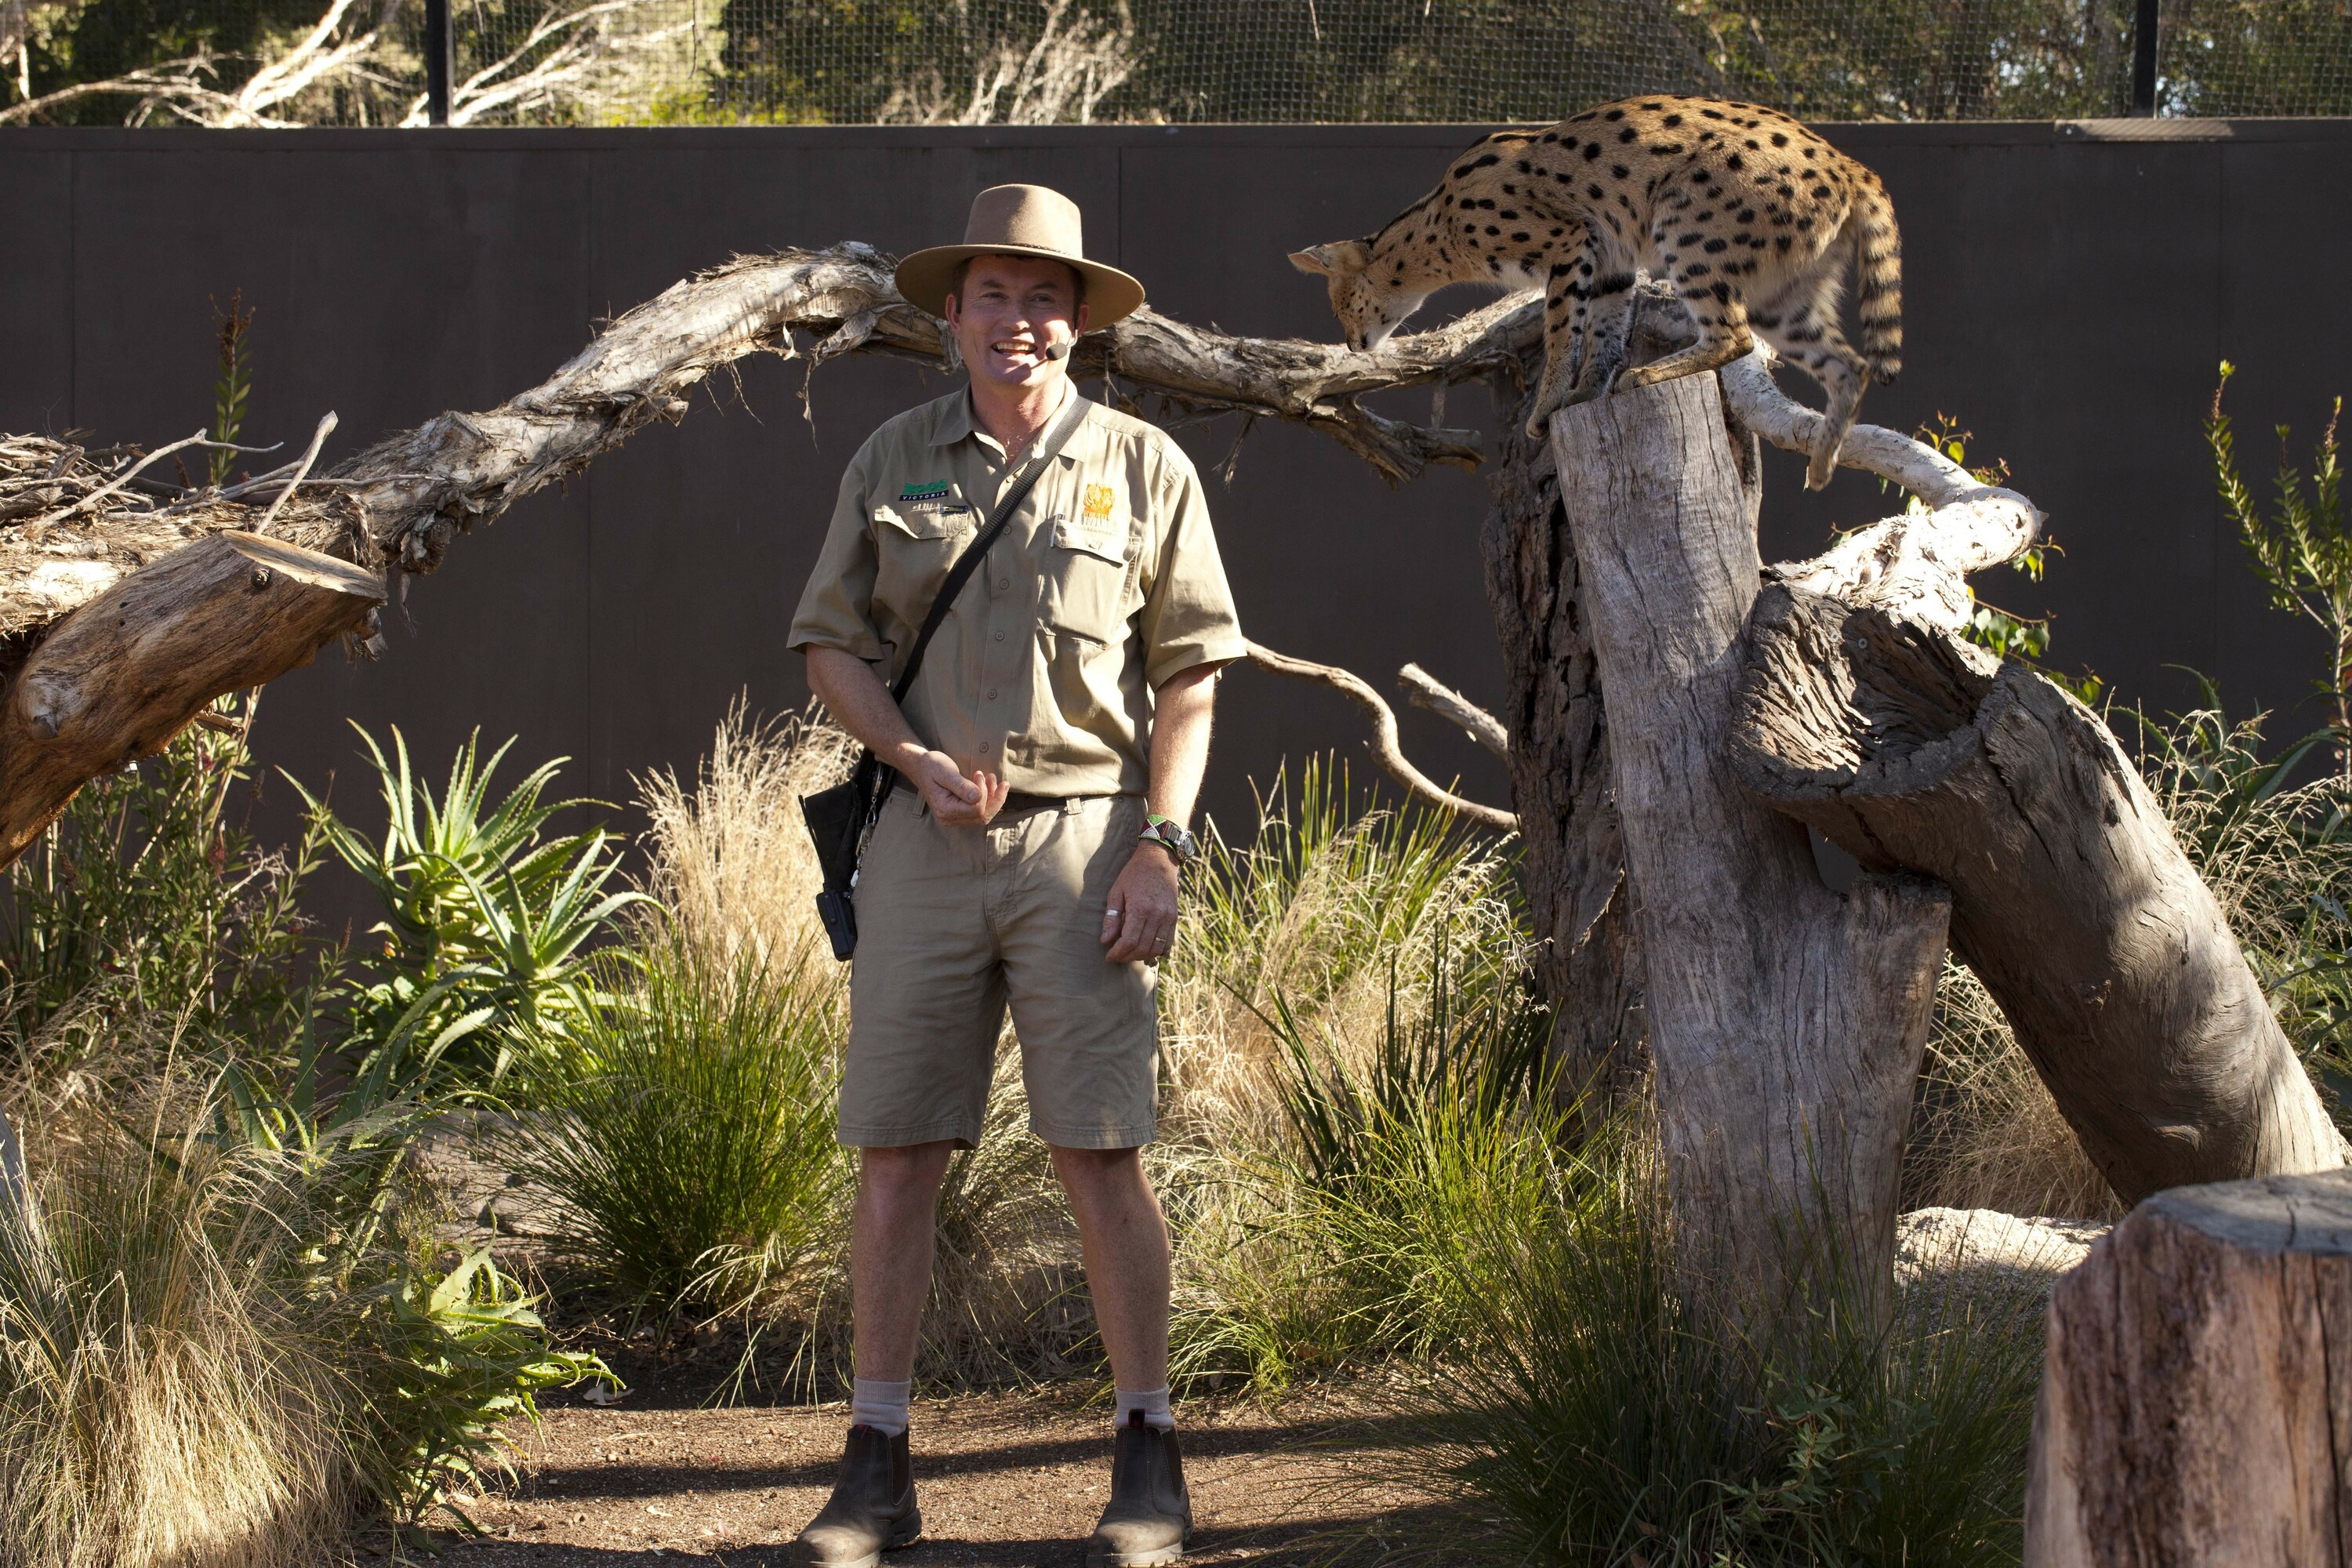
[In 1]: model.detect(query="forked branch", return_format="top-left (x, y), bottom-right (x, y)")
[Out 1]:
top-left (1244, 641), bottom-right (1515, 831)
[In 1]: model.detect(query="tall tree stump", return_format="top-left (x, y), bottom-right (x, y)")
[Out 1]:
top-left (2026, 1169), bottom-right (2352, 1566)
top-left (1549, 372), bottom-right (1951, 1313)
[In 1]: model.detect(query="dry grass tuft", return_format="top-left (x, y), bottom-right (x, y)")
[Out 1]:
top-left (1901, 960), bottom-right (2118, 1222)
top-left (1156, 763), bottom-right (1527, 1145)
top-left (634, 698), bottom-right (858, 990)
top-left (0, 1091), bottom-right (354, 1568)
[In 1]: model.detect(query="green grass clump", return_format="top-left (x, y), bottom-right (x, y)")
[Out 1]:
top-left (495, 938), bottom-right (847, 1316)
top-left (1416, 1120), bottom-right (2046, 1567)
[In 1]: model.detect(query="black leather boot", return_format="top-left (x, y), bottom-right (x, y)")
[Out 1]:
top-left (1086, 1412), bottom-right (1192, 1566)
top-left (793, 1425), bottom-right (922, 1568)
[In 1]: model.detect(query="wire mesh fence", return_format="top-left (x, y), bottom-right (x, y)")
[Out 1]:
top-left (5, 0), bottom-right (2348, 128)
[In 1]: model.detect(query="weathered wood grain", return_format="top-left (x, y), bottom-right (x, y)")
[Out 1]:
top-left (0, 532), bottom-right (383, 864)
top-left (1552, 371), bottom-right (1951, 1312)
top-left (1730, 586), bottom-right (2343, 1202)
top-left (2026, 1169), bottom-right (2352, 1566)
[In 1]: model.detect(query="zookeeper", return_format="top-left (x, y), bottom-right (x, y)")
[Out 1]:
top-left (785, 183), bottom-right (1247, 1568)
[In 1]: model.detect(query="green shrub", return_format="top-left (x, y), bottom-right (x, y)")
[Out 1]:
top-left (494, 938), bottom-right (847, 1315)
top-left (357, 1247), bottom-right (605, 1530)
top-left (1412, 1119), bottom-right (2045, 1567)
top-left (1171, 933), bottom-right (1555, 1392)
top-left (0, 692), bottom-right (324, 1054)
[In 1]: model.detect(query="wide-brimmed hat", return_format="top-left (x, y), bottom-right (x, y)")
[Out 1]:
top-left (895, 184), bottom-right (1145, 327)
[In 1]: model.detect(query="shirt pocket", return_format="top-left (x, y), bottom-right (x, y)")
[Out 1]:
top-left (1041, 510), bottom-right (1136, 645)
top-left (870, 503), bottom-right (975, 624)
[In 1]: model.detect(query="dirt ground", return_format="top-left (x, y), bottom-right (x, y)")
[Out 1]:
top-left (407, 1384), bottom-right (1449, 1567)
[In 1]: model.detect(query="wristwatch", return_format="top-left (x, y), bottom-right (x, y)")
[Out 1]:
top-left (1137, 814), bottom-right (1200, 870)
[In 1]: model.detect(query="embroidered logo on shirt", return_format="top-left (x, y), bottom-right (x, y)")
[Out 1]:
top-left (901, 481), bottom-right (953, 503)
top-left (1082, 484), bottom-right (1117, 521)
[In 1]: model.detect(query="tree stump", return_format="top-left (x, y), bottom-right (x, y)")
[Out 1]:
top-left (1549, 372), bottom-right (1951, 1315)
top-left (1730, 586), bottom-right (2343, 1203)
top-left (2026, 1169), bottom-right (2352, 1566)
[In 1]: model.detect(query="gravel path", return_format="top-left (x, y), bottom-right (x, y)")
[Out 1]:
top-left (416, 1387), bottom-right (1446, 1566)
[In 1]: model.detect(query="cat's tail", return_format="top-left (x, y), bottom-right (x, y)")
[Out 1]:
top-left (1846, 175), bottom-right (1903, 384)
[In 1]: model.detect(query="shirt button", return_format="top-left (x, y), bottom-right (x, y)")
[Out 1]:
top-left (996, 579), bottom-right (1011, 591)
top-left (985, 688), bottom-right (999, 701)
top-left (994, 630), bottom-right (1005, 641)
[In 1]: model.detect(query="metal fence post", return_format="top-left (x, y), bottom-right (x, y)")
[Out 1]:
top-left (425, 0), bottom-right (452, 125)
top-left (2130, 0), bottom-right (2160, 115)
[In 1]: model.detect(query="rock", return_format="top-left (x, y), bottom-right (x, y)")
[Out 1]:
top-left (1895, 1207), bottom-right (2106, 1309)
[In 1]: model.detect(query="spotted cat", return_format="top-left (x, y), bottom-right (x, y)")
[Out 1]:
top-left (1292, 96), bottom-right (1902, 488)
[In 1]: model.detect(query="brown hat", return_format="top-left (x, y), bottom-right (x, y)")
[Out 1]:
top-left (895, 184), bottom-right (1145, 327)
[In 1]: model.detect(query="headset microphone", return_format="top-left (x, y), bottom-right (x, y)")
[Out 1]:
top-left (1045, 337), bottom-right (1073, 361)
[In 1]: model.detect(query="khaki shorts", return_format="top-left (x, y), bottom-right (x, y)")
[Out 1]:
top-left (840, 790), bottom-right (1160, 1150)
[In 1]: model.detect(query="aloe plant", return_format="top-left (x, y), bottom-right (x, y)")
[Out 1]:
top-left (292, 725), bottom-right (648, 1098)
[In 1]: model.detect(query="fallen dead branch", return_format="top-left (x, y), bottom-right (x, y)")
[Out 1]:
top-left (1722, 347), bottom-right (2341, 1203)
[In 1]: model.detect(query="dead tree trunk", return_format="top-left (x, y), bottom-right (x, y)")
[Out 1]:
top-left (1483, 403), bottom-right (1646, 1108)
top-left (1733, 590), bottom-right (2343, 1203)
top-left (1550, 372), bottom-right (1951, 1313)
top-left (2025, 1169), bottom-right (2352, 1565)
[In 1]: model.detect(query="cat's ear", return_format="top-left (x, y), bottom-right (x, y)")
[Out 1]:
top-left (1289, 241), bottom-right (1371, 277)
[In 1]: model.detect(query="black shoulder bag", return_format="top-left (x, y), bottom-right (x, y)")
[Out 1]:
top-left (802, 394), bottom-right (1089, 961)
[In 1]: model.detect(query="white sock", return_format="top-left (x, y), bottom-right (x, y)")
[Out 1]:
top-left (851, 1377), bottom-right (910, 1437)
top-left (1116, 1386), bottom-right (1174, 1431)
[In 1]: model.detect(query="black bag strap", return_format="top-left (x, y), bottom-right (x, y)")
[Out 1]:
top-left (889, 390), bottom-right (1091, 704)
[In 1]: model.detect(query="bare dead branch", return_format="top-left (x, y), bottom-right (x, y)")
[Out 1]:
top-left (1399, 662), bottom-right (1509, 759)
top-left (1718, 347), bottom-right (2045, 633)
top-left (1244, 641), bottom-right (1515, 831)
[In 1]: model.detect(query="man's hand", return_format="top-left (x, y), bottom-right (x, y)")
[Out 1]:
top-left (1102, 844), bottom-right (1180, 964)
top-left (906, 748), bottom-right (1009, 826)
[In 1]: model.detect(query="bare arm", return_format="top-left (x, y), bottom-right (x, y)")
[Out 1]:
top-left (804, 644), bottom-right (1008, 826)
top-left (1101, 662), bottom-right (1223, 964)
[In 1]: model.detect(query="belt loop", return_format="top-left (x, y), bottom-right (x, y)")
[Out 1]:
top-left (1063, 796), bottom-right (1082, 816)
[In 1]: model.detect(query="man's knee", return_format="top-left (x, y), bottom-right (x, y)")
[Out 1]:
top-left (858, 1140), bottom-right (956, 1201)
top-left (1049, 1142), bottom-right (1151, 1201)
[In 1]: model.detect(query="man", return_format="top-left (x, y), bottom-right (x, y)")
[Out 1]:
top-left (786, 183), bottom-right (1246, 1568)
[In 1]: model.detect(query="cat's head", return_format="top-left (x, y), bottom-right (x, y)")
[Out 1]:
top-left (1290, 240), bottom-right (1427, 354)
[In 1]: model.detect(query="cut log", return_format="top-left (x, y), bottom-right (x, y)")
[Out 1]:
top-left (1550, 371), bottom-right (1952, 1316)
top-left (2025, 1168), bottom-right (2352, 1566)
top-left (0, 531), bottom-right (383, 863)
top-left (1730, 585), bottom-right (2343, 1203)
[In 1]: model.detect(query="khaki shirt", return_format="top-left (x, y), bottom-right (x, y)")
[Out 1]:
top-left (788, 387), bottom-right (1247, 797)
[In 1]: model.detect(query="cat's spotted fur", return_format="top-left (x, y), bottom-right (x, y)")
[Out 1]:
top-left (1292, 96), bottom-right (1902, 488)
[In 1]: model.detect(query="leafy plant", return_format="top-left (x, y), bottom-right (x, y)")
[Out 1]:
top-left (2208, 361), bottom-right (2351, 772)
top-left (1170, 933), bottom-right (1555, 1392)
top-left (494, 938), bottom-right (846, 1316)
top-left (361, 1247), bottom-right (606, 1530)
top-left (209, 291), bottom-right (255, 488)
top-left (294, 724), bottom-right (648, 1098)
top-left (0, 691), bottom-right (326, 1054)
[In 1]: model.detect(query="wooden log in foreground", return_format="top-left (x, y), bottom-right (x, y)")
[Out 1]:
top-left (0, 531), bottom-right (383, 862)
top-left (1550, 372), bottom-right (1951, 1316)
top-left (1730, 586), bottom-right (2341, 1203)
top-left (2026, 1170), bottom-right (2352, 1566)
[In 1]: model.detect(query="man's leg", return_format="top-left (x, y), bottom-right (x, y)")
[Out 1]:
top-left (1051, 1145), bottom-right (1171, 1396)
top-left (797, 1141), bottom-right (956, 1568)
top-left (1057, 1144), bottom-right (1190, 1567)
top-left (851, 1141), bottom-right (959, 1386)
